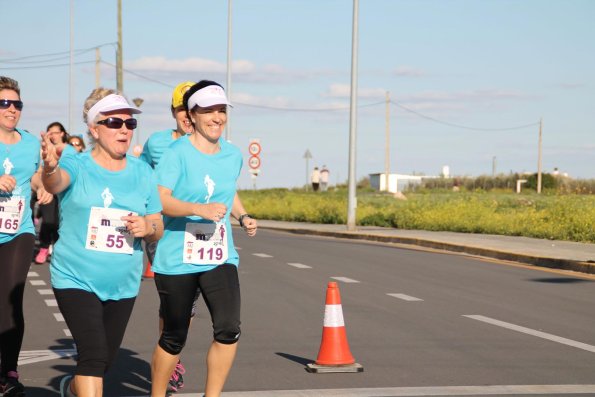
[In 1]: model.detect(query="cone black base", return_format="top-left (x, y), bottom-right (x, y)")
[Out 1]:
top-left (306, 362), bottom-right (364, 373)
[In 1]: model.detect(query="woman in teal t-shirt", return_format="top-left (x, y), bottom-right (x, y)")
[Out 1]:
top-left (150, 80), bottom-right (257, 397)
top-left (41, 88), bottom-right (163, 397)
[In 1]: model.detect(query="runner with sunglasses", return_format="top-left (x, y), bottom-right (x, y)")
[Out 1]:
top-left (150, 80), bottom-right (257, 397)
top-left (41, 88), bottom-right (163, 397)
top-left (0, 76), bottom-right (52, 397)
top-left (140, 81), bottom-right (195, 394)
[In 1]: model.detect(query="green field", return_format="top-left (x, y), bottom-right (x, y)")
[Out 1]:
top-left (238, 188), bottom-right (595, 243)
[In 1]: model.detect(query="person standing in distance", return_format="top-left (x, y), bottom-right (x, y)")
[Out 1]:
top-left (41, 88), bottom-right (163, 397)
top-left (150, 80), bottom-right (257, 397)
top-left (140, 81), bottom-right (195, 394)
top-left (320, 165), bottom-right (330, 192)
top-left (0, 76), bottom-right (53, 397)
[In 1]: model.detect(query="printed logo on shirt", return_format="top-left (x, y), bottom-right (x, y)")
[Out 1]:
top-left (101, 187), bottom-right (114, 208)
top-left (204, 175), bottom-right (215, 203)
top-left (3, 158), bottom-right (14, 175)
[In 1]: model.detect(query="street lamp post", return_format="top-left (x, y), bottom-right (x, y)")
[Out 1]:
top-left (347, 0), bottom-right (359, 231)
top-left (303, 149), bottom-right (312, 191)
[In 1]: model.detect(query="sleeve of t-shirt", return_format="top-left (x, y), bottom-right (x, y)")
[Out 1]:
top-left (58, 150), bottom-right (80, 183)
top-left (139, 140), bottom-right (153, 167)
top-left (155, 147), bottom-right (181, 191)
top-left (146, 168), bottom-right (162, 215)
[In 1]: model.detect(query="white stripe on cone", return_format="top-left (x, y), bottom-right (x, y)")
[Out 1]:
top-left (323, 304), bottom-right (345, 327)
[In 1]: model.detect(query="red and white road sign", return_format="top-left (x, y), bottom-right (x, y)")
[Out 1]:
top-left (248, 155), bottom-right (261, 169)
top-left (248, 141), bottom-right (261, 156)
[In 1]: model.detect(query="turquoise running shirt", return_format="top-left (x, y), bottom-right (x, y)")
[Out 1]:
top-left (0, 129), bottom-right (40, 244)
top-left (140, 129), bottom-right (176, 168)
top-left (153, 136), bottom-right (242, 275)
top-left (50, 152), bottom-right (162, 300)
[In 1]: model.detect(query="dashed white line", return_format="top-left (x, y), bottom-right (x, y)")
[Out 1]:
top-left (464, 315), bottom-right (595, 354)
top-left (29, 280), bottom-right (46, 286)
top-left (387, 293), bottom-right (423, 302)
top-left (253, 253), bottom-right (273, 258)
top-left (37, 289), bottom-right (54, 295)
top-left (44, 299), bottom-right (58, 307)
top-left (331, 277), bottom-right (360, 283)
top-left (53, 313), bottom-right (65, 322)
top-left (63, 329), bottom-right (71, 337)
top-left (287, 263), bottom-right (312, 269)
top-left (27, 271), bottom-right (39, 277)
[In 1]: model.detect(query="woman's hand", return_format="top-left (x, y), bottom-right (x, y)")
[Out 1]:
top-left (36, 185), bottom-right (54, 205)
top-left (197, 202), bottom-right (228, 223)
top-left (0, 174), bottom-right (16, 193)
top-left (122, 215), bottom-right (153, 238)
top-left (242, 216), bottom-right (258, 237)
top-left (40, 132), bottom-right (59, 171)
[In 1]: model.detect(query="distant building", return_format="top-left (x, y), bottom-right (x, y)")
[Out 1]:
top-left (369, 173), bottom-right (439, 193)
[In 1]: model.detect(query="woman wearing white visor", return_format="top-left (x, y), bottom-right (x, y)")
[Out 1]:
top-left (150, 80), bottom-right (257, 397)
top-left (41, 88), bottom-right (163, 397)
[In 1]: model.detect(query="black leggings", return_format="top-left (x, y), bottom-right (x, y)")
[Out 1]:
top-left (0, 233), bottom-right (35, 374)
top-left (38, 197), bottom-right (59, 248)
top-left (53, 288), bottom-right (135, 377)
top-left (155, 265), bottom-right (241, 355)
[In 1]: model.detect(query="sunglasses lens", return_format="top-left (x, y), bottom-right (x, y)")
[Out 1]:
top-left (0, 99), bottom-right (23, 110)
top-left (99, 117), bottom-right (137, 129)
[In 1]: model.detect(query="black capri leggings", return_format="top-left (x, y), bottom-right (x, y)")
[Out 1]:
top-left (0, 233), bottom-right (35, 374)
top-left (155, 264), bottom-right (241, 355)
top-left (53, 288), bottom-right (136, 377)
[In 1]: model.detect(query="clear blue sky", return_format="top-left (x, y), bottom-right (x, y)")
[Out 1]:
top-left (1, 0), bottom-right (594, 189)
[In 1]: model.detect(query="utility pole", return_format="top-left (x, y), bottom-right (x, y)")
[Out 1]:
top-left (537, 118), bottom-right (543, 194)
top-left (303, 149), bottom-right (312, 191)
top-left (116, 0), bottom-right (123, 93)
top-left (68, 0), bottom-right (74, 133)
top-left (384, 91), bottom-right (390, 193)
top-left (95, 47), bottom-right (101, 88)
top-left (346, 0), bottom-right (359, 231)
top-left (225, 0), bottom-right (232, 141)
top-left (492, 156), bottom-right (497, 177)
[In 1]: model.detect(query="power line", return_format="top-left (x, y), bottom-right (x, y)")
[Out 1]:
top-left (0, 60), bottom-right (95, 70)
top-left (100, 61), bottom-right (173, 88)
top-left (390, 100), bottom-right (539, 131)
top-left (236, 100), bottom-right (384, 112)
top-left (0, 43), bottom-right (116, 63)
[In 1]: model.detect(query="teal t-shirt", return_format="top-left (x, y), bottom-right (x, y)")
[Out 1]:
top-left (140, 129), bottom-right (176, 168)
top-left (50, 152), bottom-right (162, 300)
top-left (153, 136), bottom-right (242, 275)
top-left (0, 129), bottom-right (40, 244)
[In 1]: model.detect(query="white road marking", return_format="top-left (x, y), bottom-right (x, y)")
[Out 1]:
top-left (130, 384), bottom-right (595, 396)
top-left (253, 253), bottom-right (273, 258)
top-left (387, 293), bottom-right (423, 302)
top-left (64, 329), bottom-right (71, 337)
top-left (53, 313), bottom-right (64, 322)
top-left (29, 279), bottom-right (46, 286)
top-left (18, 349), bottom-right (77, 365)
top-left (37, 289), bottom-right (53, 295)
top-left (464, 315), bottom-right (595, 353)
top-left (331, 277), bottom-right (360, 283)
top-left (44, 299), bottom-right (58, 307)
top-left (27, 271), bottom-right (39, 277)
top-left (235, 246), bottom-right (242, 250)
top-left (287, 262), bottom-right (312, 269)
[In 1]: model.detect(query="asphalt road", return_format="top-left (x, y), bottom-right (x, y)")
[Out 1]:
top-left (19, 228), bottom-right (595, 396)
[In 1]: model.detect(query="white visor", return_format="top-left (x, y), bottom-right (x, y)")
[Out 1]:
top-left (87, 94), bottom-right (142, 126)
top-left (187, 85), bottom-right (232, 110)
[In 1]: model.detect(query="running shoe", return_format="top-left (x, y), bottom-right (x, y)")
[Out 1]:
top-left (59, 375), bottom-right (72, 397)
top-left (0, 371), bottom-right (25, 397)
top-left (35, 248), bottom-right (49, 264)
top-left (166, 360), bottom-right (185, 393)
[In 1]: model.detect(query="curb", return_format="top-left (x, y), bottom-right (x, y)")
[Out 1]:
top-left (259, 225), bottom-right (595, 275)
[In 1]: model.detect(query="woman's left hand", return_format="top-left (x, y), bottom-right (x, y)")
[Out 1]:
top-left (36, 185), bottom-right (54, 205)
top-left (243, 217), bottom-right (258, 237)
top-left (121, 215), bottom-right (152, 238)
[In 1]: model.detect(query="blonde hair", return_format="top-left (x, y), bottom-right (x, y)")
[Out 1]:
top-left (82, 87), bottom-right (117, 147)
top-left (0, 76), bottom-right (20, 96)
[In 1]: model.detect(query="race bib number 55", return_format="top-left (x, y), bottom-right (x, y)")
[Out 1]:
top-left (85, 207), bottom-right (136, 254)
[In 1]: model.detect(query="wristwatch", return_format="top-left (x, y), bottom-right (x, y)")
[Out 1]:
top-left (238, 214), bottom-right (253, 227)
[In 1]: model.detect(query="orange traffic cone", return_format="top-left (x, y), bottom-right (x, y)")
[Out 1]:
top-left (143, 261), bottom-right (154, 279)
top-left (306, 282), bottom-right (363, 373)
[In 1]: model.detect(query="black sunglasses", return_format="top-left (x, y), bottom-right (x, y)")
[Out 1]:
top-left (96, 117), bottom-right (137, 130)
top-left (0, 99), bottom-right (24, 111)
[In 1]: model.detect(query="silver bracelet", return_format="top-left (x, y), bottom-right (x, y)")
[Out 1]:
top-left (44, 165), bottom-right (59, 176)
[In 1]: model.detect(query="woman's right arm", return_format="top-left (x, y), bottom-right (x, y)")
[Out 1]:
top-left (158, 185), bottom-right (226, 222)
top-left (40, 132), bottom-right (71, 194)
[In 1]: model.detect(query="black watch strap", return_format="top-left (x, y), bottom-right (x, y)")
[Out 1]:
top-left (238, 214), bottom-right (252, 227)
